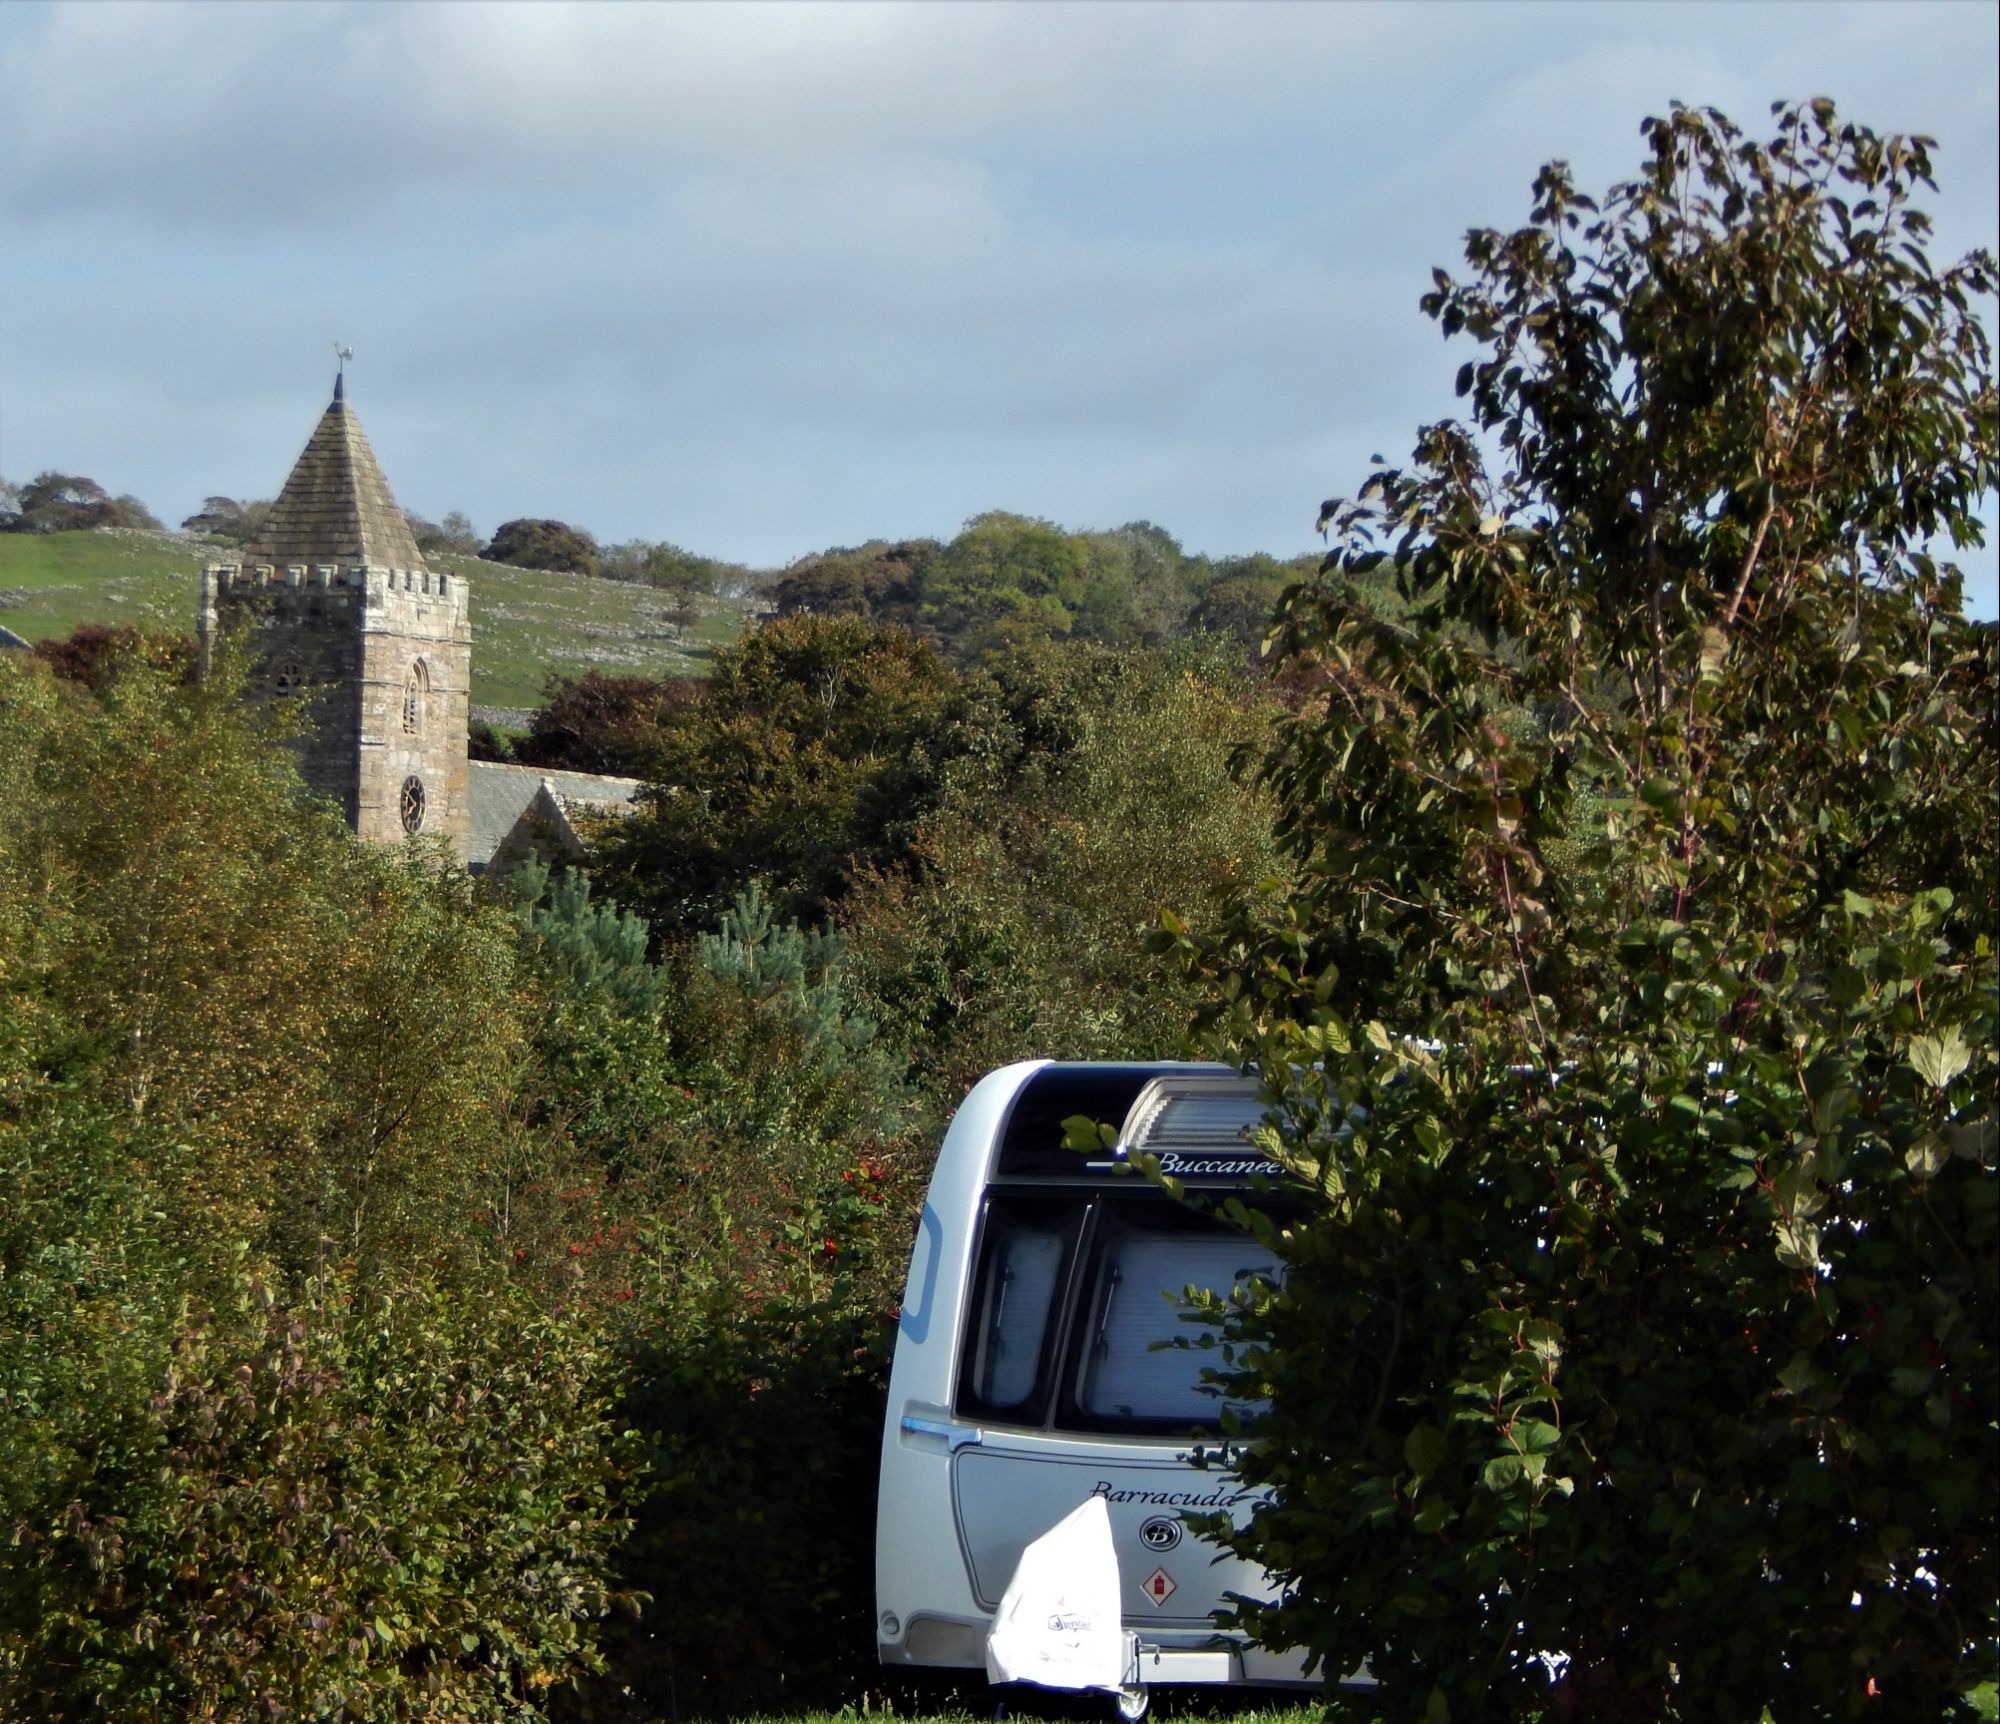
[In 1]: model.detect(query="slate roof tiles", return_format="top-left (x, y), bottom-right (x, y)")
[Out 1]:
top-left (243, 377), bottom-right (429, 571)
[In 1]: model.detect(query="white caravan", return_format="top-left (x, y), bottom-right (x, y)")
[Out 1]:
top-left (875, 1061), bottom-right (1321, 1713)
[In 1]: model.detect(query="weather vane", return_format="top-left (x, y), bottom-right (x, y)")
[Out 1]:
top-left (333, 342), bottom-right (354, 400)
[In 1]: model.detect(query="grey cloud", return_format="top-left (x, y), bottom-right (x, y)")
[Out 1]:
top-left (0, 0), bottom-right (1990, 608)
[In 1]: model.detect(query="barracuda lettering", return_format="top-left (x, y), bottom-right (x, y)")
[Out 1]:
top-left (1090, 1481), bottom-right (1237, 1509)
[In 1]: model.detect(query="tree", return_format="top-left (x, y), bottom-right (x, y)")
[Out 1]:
top-left (182, 495), bottom-right (271, 544)
top-left (0, 651), bottom-right (637, 1719)
top-left (922, 511), bottom-right (1089, 657)
top-left (30, 623), bottom-right (194, 693)
top-left (0, 1198), bottom-right (630, 1722)
top-left (594, 614), bottom-right (992, 935)
top-left (393, 509), bottom-right (479, 558)
top-left (641, 541), bottom-right (713, 598)
top-left (842, 641), bottom-right (1285, 1103)
top-left (7, 471), bottom-right (157, 534)
top-left (1164, 102), bottom-right (1996, 1722)
top-left (1070, 520), bottom-right (1209, 646)
top-left (0, 646), bottom-right (529, 1281)
top-left (482, 517), bottom-right (601, 577)
top-left (770, 538), bottom-right (938, 625)
top-left (485, 860), bottom-right (691, 1212)
top-left (1189, 552), bottom-right (1315, 647)
top-left (513, 669), bottom-right (698, 777)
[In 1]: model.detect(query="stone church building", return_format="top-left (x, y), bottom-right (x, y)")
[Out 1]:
top-left (198, 379), bottom-right (640, 872)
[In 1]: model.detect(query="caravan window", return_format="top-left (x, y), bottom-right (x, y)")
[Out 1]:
top-left (1067, 1211), bottom-right (1278, 1430)
top-left (960, 1198), bottom-right (1083, 1422)
top-left (955, 1191), bottom-right (1281, 1436)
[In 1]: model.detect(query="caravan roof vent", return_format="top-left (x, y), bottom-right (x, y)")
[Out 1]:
top-left (1117, 1074), bottom-right (1270, 1162)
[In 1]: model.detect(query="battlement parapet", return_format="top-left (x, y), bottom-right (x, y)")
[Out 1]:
top-left (201, 560), bottom-right (467, 630)
top-left (204, 560), bottom-right (456, 597)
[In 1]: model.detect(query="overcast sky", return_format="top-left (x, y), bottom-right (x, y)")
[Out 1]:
top-left (2, 0), bottom-right (1994, 613)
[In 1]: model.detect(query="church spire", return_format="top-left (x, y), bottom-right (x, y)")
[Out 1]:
top-left (243, 375), bottom-right (426, 572)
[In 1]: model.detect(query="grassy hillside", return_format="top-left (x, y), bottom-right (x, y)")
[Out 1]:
top-left (0, 529), bottom-right (758, 711)
top-left (0, 527), bottom-right (204, 638)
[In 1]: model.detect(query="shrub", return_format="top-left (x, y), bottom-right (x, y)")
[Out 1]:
top-left (2, 1245), bottom-right (633, 1722)
top-left (588, 1161), bottom-right (899, 1719)
top-left (484, 520), bottom-right (601, 579)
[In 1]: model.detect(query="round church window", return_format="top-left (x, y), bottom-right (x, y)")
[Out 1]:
top-left (271, 657), bottom-right (305, 696)
top-left (400, 775), bottom-right (427, 833)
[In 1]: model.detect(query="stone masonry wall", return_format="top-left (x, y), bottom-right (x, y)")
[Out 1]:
top-left (356, 567), bottom-right (472, 860)
top-left (201, 561), bottom-right (472, 861)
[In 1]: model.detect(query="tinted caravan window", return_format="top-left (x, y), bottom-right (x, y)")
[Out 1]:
top-left (1066, 1210), bottom-right (1278, 1431)
top-left (959, 1197), bottom-right (1084, 1423)
top-left (955, 1191), bottom-right (1279, 1435)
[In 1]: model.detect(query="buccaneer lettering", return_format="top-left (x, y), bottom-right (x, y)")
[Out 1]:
top-left (1152, 1151), bottom-right (1284, 1179)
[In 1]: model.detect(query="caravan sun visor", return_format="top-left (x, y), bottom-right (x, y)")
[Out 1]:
top-left (989, 1063), bottom-right (1283, 1185)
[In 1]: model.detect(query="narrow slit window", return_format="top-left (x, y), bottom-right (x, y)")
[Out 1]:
top-left (403, 658), bottom-right (430, 734)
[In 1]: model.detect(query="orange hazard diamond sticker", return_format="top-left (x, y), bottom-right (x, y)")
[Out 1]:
top-left (1142, 1566), bottom-right (1177, 1607)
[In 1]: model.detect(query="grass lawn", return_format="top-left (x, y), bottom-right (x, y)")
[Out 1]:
top-left (0, 530), bottom-right (760, 711)
top-left (716, 1678), bottom-right (2000, 1724)
top-left (723, 1705), bottom-right (1327, 1724)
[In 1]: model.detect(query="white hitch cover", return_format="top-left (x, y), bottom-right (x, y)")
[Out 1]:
top-left (984, 1495), bottom-right (1126, 1691)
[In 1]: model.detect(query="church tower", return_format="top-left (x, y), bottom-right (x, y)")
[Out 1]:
top-left (198, 376), bottom-right (471, 860)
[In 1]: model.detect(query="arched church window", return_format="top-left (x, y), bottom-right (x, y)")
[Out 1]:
top-left (400, 776), bottom-right (427, 834)
top-left (271, 656), bottom-right (305, 696)
top-left (403, 659), bottom-right (430, 734)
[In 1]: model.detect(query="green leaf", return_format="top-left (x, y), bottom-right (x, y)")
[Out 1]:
top-left (1909, 1028), bottom-right (1969, 1090)
top-left (1514, 1418), bottom-right (1560, 1455)
top-left (1904, 1133), bottom-right (1949, 1182)
top-left (1809, 1084), bottom-right (1858, 1137)
top-left (1413, 1498), bottom-right (1454, 1534)
top-left (1775, 1218), bottom-right (1821, 1268)
top-left (1777, 1353), bottom-right (1822, 1397)
top-left (1698, 626), bottom-right (1729, 679)
top-left (1947, 1114), bottom-right (1996, 1164)
top-left (1061, 1113), bottom-right (1117, 1154)
top-left (1405, 1423), bottom-right (1449, 1478)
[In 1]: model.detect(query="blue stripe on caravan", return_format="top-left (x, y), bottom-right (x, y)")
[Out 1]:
top-left (899, 1202), bottom-right (945, 1344)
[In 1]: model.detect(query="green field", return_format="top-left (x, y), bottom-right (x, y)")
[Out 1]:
top-left (0, 529), bottom-right (758, 710)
